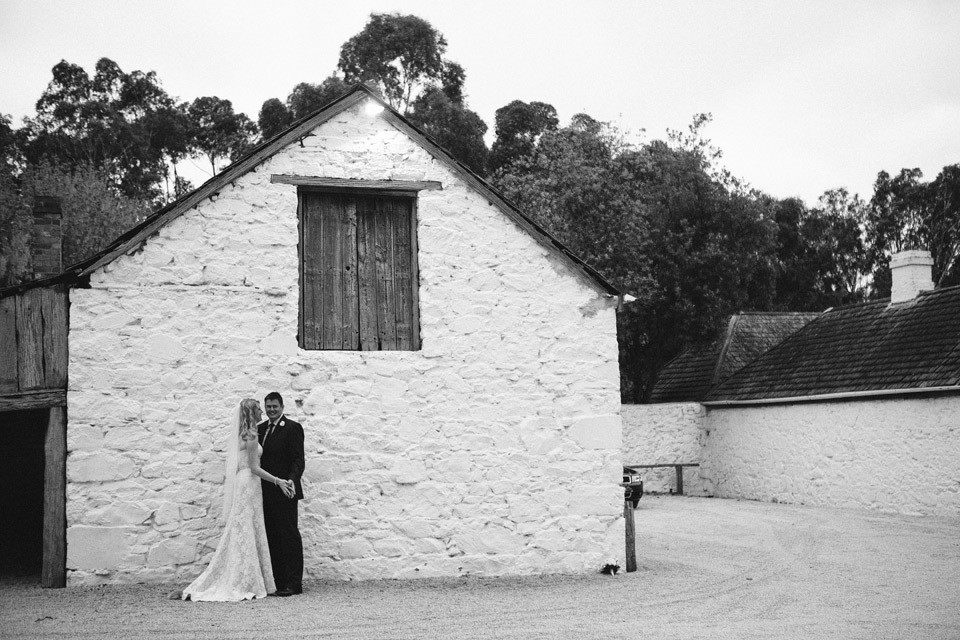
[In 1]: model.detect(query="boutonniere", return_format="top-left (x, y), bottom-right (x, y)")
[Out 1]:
top-left (279, 420), bottom-right (286, 427)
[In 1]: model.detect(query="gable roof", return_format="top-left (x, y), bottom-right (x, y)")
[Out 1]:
top-left (649, 312), bottom-right (819, 403)
top-left (1, 85), bottom-right (620, 299)
top-left (705, 286), bottom-right (960, 404)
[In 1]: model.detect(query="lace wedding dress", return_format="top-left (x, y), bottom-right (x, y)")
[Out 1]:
top-left (183, 442), bottom-right (275, 601)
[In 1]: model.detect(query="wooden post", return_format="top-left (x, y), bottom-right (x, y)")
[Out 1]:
top-left (675, 464), bottom-right (684, 496)
top-left (624, 499), bottom-right (637, 573)
top-left (42, 406), bottom-right (66, 588)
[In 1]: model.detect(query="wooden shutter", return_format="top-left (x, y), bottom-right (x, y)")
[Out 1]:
top-left (300, 192), bottom-right (359, 350)
top-left (300, 191), bottom-right (420, 351)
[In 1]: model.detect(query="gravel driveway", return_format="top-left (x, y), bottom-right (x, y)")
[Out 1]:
top-left (2, 496), bottom-right (958, 640)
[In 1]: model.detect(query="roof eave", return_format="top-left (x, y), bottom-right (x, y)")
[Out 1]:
top-left (703, 385), bottom-right (960, 407)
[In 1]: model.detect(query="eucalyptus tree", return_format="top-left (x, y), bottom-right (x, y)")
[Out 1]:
top-left (337, 13), bottom-right (453, 114)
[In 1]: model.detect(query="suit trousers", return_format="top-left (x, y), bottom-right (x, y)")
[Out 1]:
top-left (263, 497), bottom-right (303, 590)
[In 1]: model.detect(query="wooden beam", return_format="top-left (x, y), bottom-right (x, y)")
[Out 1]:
top-left (41, 286), bottom-right (68, 388)
top-left (0, 389), bottom-right (67, 411)
top-left (42, 406), bottom-right (66, 588)
top-left (409, 199), bottom-right (422, 350)
top-left (624, 499), bottom-right (637, 573)
top-left (625, 463), bottom-right (700, 469)
top-left (15, 289), bottom-right (45, 390)
top-left (271, 175), bottom-right (442, 192)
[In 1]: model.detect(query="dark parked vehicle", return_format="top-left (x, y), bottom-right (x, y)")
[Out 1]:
top-left (622, 467), bottom-right (644, 507)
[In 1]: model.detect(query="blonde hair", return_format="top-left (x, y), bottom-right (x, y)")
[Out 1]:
top-left (238, 399), bottom-right (262, 442)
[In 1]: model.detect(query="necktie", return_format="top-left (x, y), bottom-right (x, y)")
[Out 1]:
top-left (264, 423), bottom-right (275, 444)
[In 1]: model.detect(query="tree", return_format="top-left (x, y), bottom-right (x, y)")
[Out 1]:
top-left (488, 100), bottom-right (559, 175)
top-left (927, 165), bottom-right (960, 287)
top-left (20, 58), bottom-right (182, 202)
top-left (144, 102), bottom-right (193, 200)
top-left (338, 13), bottom-right (455, 113)
top-left (257, 76), bottom-right (351, 141)
top-left (408, 87), bottom-right (488, 175)
top-left (187, 96), bottom-right (258, 174)
top-left (0, 114), bottom-right (19, 169)
top-left (257, 98), bottom-right (292, 140)
top-left (0, 169), bottom-right (30, 287)
top-left (439, 61), bottom-right (465, 103)
top-left (494, 113), bottom-right (779, 401)
top-left (287, 76), bottom-right (350, 120)
top-left (864, 165), bottom-right (960, 296)
top-left (770, 192), bottom-right (867, 311)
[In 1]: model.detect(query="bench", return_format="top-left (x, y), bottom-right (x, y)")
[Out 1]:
top-left (624, 463), bottom-right (700, 495)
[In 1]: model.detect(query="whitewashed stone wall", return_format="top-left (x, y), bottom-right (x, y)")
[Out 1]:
top-left (621, 403), bottom-right (708, 495)
top-left (65, 103), bottom-right (624, 585)
top-left (701, 396), bottom-right (960, 517)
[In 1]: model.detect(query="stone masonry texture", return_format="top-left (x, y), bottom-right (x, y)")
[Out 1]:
top-left (620, 403), bottom-right (708, 495)
top-left (622, 396), bottom-right (959, 515)
top-left (65, 104), bottom-right (624, 585)
top-left (701, 396), bottom-right (960, 517)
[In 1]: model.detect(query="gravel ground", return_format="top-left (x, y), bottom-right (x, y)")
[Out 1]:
top-left (2, 496), bottom-right (958, 640)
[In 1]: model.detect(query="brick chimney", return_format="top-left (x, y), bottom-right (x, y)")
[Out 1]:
top-left (889, 249), bottom-right (934, 303)
top-left (31, 196), bottom-right (63, 279)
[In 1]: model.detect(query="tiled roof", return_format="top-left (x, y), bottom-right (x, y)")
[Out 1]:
top-left (647, 339), bottom-right (724, 403)
top-left (706, 285), bottom-right (960, 402)
top-left (649, 312), bottom-right (819, 403)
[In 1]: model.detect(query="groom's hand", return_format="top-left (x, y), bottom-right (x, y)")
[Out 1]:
top-left (281, 479), bottom-right (295, 499)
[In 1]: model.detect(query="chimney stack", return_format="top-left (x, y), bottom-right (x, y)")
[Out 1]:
top-left (31, 196), bottom-right (63, 279)
top-left (889, 249), bottom-right (934, 303)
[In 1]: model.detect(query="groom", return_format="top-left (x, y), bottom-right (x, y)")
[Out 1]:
top-left (258, 391), bottom-right (304, 596)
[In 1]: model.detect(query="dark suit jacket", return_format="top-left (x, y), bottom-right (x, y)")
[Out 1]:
top-left (257, 415), bottom-right (305, 502)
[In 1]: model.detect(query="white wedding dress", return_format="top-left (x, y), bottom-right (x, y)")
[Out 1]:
top-left (183, 442), bottom-right (276, 601)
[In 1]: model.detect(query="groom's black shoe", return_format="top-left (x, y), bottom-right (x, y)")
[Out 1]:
top-left (274, 587), bottom-right (296, 597)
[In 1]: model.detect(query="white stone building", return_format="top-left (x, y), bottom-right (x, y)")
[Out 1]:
top-left (624, 251), bottom-right (960, 517)
top-left (0, 86), bottom-right (627, 586)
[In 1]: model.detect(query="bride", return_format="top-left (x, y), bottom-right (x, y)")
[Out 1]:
top-left (183, 399), bottom-right (294, 601)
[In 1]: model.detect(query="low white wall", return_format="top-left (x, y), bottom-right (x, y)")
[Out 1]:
top-left (621, 403), bottom-right (708, 495)
top-left (702, 395), bottom-right (960, 517)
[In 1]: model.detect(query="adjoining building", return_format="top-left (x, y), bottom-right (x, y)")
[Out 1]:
top-left (626, 250), bottom-right (960, 516)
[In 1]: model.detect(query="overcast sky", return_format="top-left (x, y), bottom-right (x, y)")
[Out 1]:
top-left (1, 0), bottom-right (958, 205)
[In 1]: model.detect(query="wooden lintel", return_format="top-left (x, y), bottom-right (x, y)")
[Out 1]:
top-left (0, 389), bottom-right (67, 412)
top-left (271, 175), bottom-right (442, 192)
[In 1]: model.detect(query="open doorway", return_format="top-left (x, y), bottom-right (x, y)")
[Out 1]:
top-left (0, 409), bottom-right (47, 581)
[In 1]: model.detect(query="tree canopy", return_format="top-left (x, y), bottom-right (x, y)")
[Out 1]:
top-left (19, 58), bottom-right (188, 201)
top-left (338, 13), bottom-right (452, 114)
top-left (257, 14), bottom-right (488, 174)
top-left (1, 15), bottom-right (957, 402)
top-left (257, 76), bottom-right (352, 139)
top-left (187, 96), bottom-right (257, 174)
top-left (864, 166), bottom-right (960, 295)
top-left (488, 100), bottom-right (559, 176)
